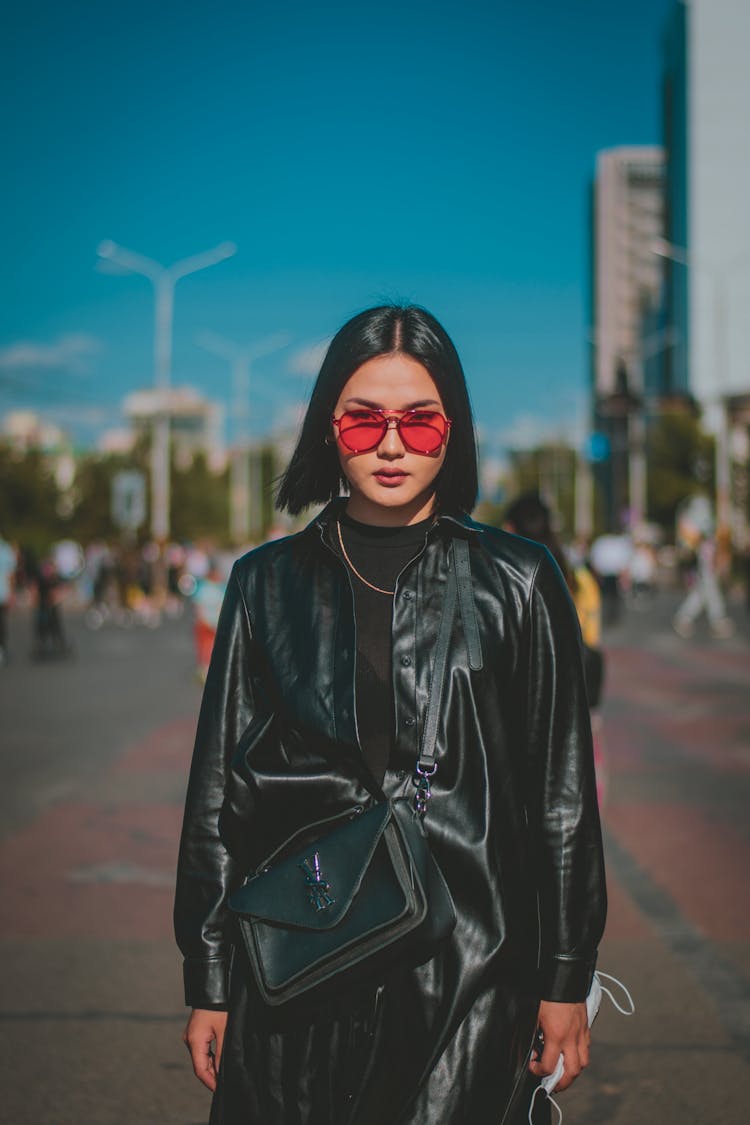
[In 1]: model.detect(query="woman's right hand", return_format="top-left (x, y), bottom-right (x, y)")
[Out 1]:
top-left (182, 1008), bottom-right (229, 1092)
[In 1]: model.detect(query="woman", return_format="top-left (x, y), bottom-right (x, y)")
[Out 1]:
top-left (175, 305), bottom-right (606, 1125)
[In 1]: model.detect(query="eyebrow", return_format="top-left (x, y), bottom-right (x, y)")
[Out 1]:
top-left (342, 397), bottom-right (441, 410)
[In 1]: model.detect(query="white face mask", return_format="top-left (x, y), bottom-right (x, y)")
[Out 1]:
top-left (527, 972), bottom-right (635, 1125)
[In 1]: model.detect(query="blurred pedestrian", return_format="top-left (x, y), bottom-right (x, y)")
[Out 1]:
top-left (673, 531), bottom-right (734, 639)
top-left (629, 538), bottom-right (657, 607)
top-left (503, 493), bottom-right (607, 804)
top-left (191, 561), bottom-right (226, 681)
top-left (673, 497), bottom-right (734, 639)
top-left (589, 532), bottom-right (632, 626)
top-left (31, 552), bottom-right (71, 659)
top-left (0, 531), bottom-right (17, 665)
top-left (175, 306), bottom-right (605, 1125)
top-left (503, 493), bottom-right (604, 703)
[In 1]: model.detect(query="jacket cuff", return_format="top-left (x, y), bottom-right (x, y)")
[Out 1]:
top-left (539, 953), bottom-right (597, 1002)
top-left (183, 957), bottom-right (229, 1009)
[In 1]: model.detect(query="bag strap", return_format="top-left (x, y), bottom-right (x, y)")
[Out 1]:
top-left (412, 536), bottom-right (481, 816)
top-left (417, 547), bottom-right (459, 774)
top-left (454, 536), bottom-right (483, 671)
top-left (413, 540), bottom-right (473, 817)
top-left (418, 536), bottom-right (481, 767)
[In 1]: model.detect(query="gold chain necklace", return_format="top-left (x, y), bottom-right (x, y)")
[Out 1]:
top-left (336, 521), bottom-right (395, 596)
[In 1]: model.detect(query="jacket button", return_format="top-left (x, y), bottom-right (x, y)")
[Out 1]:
top-left (400, 655), bottom-right (412, 667)
top-left (403, 590), bottom-right (413, 600)
top-left (404, 717), bottom-right (416, 728)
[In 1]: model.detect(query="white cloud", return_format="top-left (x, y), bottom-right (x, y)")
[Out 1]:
top-left (286, 339), bottom-right (330, 377)
top-left (0, 333), bottom-right (102, 374)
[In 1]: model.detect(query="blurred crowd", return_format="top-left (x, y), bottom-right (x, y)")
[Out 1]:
top-left (0, 533), bottom-right (238, 671)
top-left (0, 493), bottom-right (746, 685)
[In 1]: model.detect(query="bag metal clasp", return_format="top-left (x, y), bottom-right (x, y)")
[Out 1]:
top-left (412, 761), bottom-right (437, 818)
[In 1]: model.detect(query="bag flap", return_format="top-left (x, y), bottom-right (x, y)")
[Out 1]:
top-left (228, 801), bottom-right (396, 931)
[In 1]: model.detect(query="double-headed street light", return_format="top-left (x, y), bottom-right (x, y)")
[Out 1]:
top-left (97, 239), bottom-right (237, 544)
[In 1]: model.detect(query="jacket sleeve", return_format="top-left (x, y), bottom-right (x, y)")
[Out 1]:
top-left (174, 563), bottom-right (256, 1008)
top-left (523, 549), bottom-right (607, 1003)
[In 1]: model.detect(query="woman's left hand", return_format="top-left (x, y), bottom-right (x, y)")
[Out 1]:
top-left (528, 1000), bottom-right (590, 1092)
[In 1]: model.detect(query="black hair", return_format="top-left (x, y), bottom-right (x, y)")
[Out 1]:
top-left (503, 491), bottom-right (577, 594)
top-left (276, 304), bottom-right (478, 515)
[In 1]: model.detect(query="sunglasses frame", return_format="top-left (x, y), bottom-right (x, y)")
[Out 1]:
top-left (331, 408), bottom-right (452, 455)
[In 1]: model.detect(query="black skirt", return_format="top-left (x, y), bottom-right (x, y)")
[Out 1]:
top-left (209, 943), bottom-right (551, 1125)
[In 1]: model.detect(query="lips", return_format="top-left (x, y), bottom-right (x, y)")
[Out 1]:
top-left (374, 470), bottom-right (407, 486)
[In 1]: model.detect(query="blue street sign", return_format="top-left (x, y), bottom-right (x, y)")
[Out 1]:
top-left (587, 433), bottom-right (611, 463)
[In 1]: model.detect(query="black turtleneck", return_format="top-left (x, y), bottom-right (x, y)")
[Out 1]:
top-left (336, 511), bottom-right (434, 786)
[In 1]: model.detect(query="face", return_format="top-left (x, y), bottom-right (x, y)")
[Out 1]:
top-left (332, 353), bottom-right (449, 526)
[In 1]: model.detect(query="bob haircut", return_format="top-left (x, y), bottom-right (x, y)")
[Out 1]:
top-left (276, 304), bottom-right (478, 515)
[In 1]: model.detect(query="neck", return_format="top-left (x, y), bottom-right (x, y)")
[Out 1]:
top-left (344, 489), bottom-right (437, 527)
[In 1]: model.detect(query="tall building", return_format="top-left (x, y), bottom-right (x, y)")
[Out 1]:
top-left (590, 147), bottom-right (665, 529)
top-left (661, 0), bottom-right (689, 396)
top-left (592, 147), bottom-right (666, 399)
top-left (662, 0), bottom-right (750, 537)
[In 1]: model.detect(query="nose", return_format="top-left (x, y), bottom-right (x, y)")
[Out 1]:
top-left (377, 417), bottom-right (405, 458)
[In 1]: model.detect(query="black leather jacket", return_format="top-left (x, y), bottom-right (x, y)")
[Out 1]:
top-left (174, 501), bottom-right (606, 1123)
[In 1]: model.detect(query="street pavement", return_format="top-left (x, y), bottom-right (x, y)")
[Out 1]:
top-left (0, 590), bottom-right (748, 1124)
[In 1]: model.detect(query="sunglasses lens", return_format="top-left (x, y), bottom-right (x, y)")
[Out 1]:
top-left (400, 413), bottom-right (446, 453)
top-left (337, 411), bottom-right (386, 452)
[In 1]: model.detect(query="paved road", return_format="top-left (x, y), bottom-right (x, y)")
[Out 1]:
top-left (0, 593), bottom-right (748, 1124)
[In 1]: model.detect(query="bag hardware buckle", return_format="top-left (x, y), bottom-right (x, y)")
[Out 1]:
top-left (412, 762), bottom-right (437, 818)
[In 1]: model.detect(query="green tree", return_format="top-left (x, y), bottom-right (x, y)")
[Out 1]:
top-left (0, 445), bottom-right (63, 553)
top-left (65, 435), bottom-right (150, 543)
top-left (647, 412), bottom-right (714, 531)
top-left (487, 444), bottom-right (577, 536)
top-left (170, 452), bottom-right (230, 542)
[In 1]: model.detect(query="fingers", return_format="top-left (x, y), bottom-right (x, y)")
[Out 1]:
top-left (527, 1025), bottom-right (591, 1092)
top-left (550, 1044), bottom-right (582, 1092)
top-left (183, 1027), bottom-right (217, 1092)
top-left (579, 1025), bottom-right (591, 1069)
top-left (183, 1012), bottom-right (226, 1092)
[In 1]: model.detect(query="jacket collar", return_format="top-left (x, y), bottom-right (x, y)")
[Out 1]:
top-left (308, 498), bottom-right (481, 540)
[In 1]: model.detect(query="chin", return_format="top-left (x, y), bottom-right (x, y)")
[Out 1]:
top-left (366, 486), bottom-right (421, 508)
top-left (352, 483), bottom-right (437, 518)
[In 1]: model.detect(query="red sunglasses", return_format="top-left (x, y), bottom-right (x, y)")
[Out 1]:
top-left (332, 408), bottom-right (452, 455)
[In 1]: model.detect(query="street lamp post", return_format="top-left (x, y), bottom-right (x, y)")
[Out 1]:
top-left (590, 324), bottom-right (680, 533)
top-left (197, 331), bottom-right (288, 544)
top-left (627, 326), bottom-right (680, 529)
top-left (97, 240), bottom-right (237, 545)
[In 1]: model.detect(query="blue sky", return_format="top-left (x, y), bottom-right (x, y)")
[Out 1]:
top-left (1, 0), bottom-right (674, 455)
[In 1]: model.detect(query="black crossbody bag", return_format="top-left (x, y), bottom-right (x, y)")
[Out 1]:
top-left (228, 540), bottom-right (475, 1007)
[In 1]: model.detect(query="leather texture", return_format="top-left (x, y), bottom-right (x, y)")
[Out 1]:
top-left (174, 498), bottom-right (606, 1124)
top-left (228, 798), bottom-right (456, 1006)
